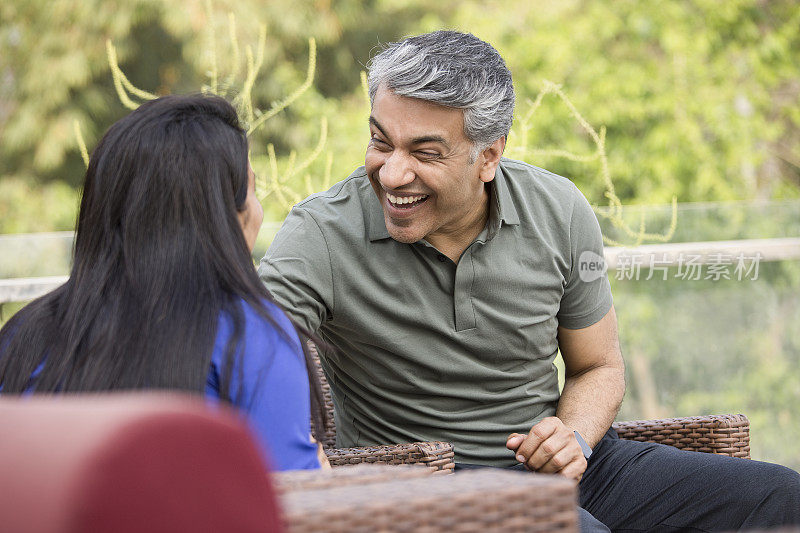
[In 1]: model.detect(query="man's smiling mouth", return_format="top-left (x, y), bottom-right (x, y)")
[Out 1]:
top-left (386, 192), bottom-right (429, 209)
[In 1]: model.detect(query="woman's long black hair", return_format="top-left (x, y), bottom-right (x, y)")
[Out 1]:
top-left (0, 94), bottom-right (326, 436)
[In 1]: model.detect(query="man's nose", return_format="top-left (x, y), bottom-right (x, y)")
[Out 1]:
top-left (378, 152), bottom-right (415, 189)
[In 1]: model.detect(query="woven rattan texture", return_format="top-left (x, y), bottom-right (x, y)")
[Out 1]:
top-left (308, 343), bottom-right (337, 449)
top-left (326, 441), bottom-right (456, 473)
top-left (274, 464), bottom-right (431, 493)
top-left (309, 343), bottom-right (456, 472)
top-left (281, 468), bottom-right (578, 532)
top-left (612, 413), bottom-right (751, 458)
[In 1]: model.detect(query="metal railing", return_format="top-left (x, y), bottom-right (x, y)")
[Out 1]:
top-left (3, 237), bottom-right (798, 304)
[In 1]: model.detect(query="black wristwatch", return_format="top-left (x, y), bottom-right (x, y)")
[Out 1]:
top-left (574, 431), bottom-right (593, 460)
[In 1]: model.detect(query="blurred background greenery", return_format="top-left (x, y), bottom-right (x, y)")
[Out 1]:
top-left (1, 0), bottom-right (798, 468)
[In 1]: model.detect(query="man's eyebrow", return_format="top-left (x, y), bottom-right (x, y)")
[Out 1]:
top-left (410, 134), bottom-right (449, 148)
top-left (369, 117), bottom-right (388, 138)
top-left (369, 117), bottom-right (450, 149)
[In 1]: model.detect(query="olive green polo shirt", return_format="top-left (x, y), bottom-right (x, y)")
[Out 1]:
top-left (259, 158), bottom-right (612, 466)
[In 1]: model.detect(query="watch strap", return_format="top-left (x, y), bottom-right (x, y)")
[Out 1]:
top-left (573, 430), bottom-right (593, 460)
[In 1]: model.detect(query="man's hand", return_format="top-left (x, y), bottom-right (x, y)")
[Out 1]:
top-left (506, 416), bottom-right (587, 481)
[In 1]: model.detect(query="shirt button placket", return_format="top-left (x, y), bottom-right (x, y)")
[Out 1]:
top-left (453, 249), bottom-right (477, 331)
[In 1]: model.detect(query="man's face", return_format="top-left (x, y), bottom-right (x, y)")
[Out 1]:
top-left (365, 86), bottom-right (493, 245)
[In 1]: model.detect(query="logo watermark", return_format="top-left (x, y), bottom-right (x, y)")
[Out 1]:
top-left (578, 250), bottom-right (608, 282)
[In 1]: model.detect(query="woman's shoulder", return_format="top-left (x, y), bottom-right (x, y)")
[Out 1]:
top-left (241, 299), bottom-right (296, 333)
top-left (212, 298), bottom-right (302, 364)
top-left (240, 299), bottom-right (302, 352)
top-left (206, 300), bottom-right (319, 472)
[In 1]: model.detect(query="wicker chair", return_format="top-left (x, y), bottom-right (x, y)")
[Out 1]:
top-left (310, 346), bottom-right (751, 472)
top-left (613, 413), bottom-right (750, 458)
top-left (309, 344), bottom-right (456, 472)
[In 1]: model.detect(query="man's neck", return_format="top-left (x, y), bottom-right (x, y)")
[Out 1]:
top-left (426, 192), bottom-right (490, 264)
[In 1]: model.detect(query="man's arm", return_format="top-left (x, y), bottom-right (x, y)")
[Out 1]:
top-left (258, 207), bottom-right (334, 334)
top-left (506, 306), bottom-right (625, 480)
top-left (556, 305), bottom-right (625, 445)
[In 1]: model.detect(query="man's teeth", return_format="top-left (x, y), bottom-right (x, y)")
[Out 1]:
top-left (387, 193), bottom-right (428, 205)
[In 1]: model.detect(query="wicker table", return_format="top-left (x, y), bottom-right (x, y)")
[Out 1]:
top-left (277, 464), bottom-right (578, 532)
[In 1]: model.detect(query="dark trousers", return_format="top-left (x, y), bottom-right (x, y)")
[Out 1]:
top-left (456, 428), bottom-right (800, 532)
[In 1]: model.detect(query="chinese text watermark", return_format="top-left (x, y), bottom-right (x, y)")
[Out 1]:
top-left (612, 252), bottom-right (762, 281)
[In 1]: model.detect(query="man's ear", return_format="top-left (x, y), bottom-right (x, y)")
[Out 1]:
top-left (478, 136), bottom-right (506, 183)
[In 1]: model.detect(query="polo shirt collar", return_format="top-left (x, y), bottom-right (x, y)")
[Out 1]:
top-left (367, 193), bottom-right (391, 241)
top-left (486, 161), bottom-right (521, 239)
top-left (366, 161), bottom-right (521, 243)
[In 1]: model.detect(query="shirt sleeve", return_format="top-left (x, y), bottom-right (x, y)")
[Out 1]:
top-left (209, 301), bottom-right (320, 472)
top-left (556, 185), bottom-right (613, 329)
top-left (258, 207), bottom-right (334, 334)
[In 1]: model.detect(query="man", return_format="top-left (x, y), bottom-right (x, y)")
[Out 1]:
top-left (260, 31), bottom-right (800, 531)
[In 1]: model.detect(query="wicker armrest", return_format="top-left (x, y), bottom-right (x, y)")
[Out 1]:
top-left (274, 464), bottom-right (431, 493)
top-left (280, 466), bottom-right (578, 532)
top-left (612, 413), bottom-right (750, 458)
top-left (325, 441), bottom-right (455, 473)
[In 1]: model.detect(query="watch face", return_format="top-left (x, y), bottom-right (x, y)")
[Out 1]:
top-left (574, 431), bottom-right (593, 460)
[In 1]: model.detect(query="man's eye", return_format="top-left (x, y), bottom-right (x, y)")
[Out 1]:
top-left (371, 137), bottom-right (389, 148)
top-left (417, 151), bottom-right (440, 159)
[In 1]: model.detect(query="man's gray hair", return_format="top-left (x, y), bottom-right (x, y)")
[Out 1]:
top-left (367, 31), bottom-right (515, 156)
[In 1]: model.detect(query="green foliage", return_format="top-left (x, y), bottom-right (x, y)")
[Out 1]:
top-left (440, 0), bottom-right (799, 205)
top-left (614, 259), bottom-right (800, 470)
top-left (0, 301), bottom-right (26, 330)
top-left (1, 0), bottom-right (183, 187)
top-left (0, 178), bottom-right (78, 233)
top-left (4, 0), bottom-right (797, 233)
top-left (509, 80), bottom-right (678, 245)
top-left (1, 0), bottom-right (450, 231)
top-left (101, 5), bottom-right (327, 214)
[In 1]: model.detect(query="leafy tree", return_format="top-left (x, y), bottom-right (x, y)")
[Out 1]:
top-left (431, 0), bottom-right (800, 206)
top-left (0, 0), bottom-right (452, 231)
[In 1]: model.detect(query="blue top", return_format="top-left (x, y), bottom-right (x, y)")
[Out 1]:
top-left (206, 301), bottom-right (320, 471)
top-left (0, 300), bottom-right (320, 472)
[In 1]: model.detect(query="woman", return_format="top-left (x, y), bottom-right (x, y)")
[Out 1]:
top-left (0, 94), bottom-right (326, 471)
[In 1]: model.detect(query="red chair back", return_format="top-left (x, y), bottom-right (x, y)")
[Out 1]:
top-left (0, 393), bottom-right (284, 533)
